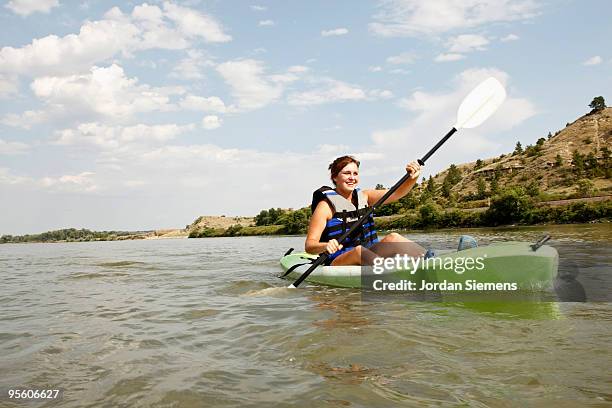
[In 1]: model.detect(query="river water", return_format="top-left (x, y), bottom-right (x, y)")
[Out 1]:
top-left (1, 224), bottom-right (610, 407)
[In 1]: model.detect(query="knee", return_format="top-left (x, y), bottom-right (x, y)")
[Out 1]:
top-left (386, 232), bottom-right (405, 242)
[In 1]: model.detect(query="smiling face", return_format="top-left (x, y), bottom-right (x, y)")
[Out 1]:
top-left (333, 162), bottom-right (359, 194)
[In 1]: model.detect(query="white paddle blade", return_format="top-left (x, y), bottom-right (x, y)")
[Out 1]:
top-left (454, 77), bottom-right (506, 129)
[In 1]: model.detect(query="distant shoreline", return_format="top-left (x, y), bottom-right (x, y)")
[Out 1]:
top-left (2, 216), bottom-right (609, 244)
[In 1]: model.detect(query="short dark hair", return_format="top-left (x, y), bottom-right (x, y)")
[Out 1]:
top-left (328, 155), bottom-right (360, 185)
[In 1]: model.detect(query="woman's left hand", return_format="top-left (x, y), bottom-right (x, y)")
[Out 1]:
top-left (405, 161), bottom-right (421, 180)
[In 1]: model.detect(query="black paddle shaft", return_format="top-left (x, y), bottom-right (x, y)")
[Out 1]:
top-left (290, 127), bottom-right (458, 287)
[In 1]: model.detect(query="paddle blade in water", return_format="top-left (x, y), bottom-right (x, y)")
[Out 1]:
top-left (455, 77), bottom-right (506, 129)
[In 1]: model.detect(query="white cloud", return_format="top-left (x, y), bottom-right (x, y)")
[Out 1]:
top-left (216, 59), bottom-right (300, 111)
top-left (258, 19), bottom-right (275, 26)
top-left (583, 56), bottom-right (602, 66)
top-left (0, 139), bottom-right (29, 154)
top-left (202, 115), bottom-right (222, 129)
top-left (0, 18), bottom-right (139, 77)
top-left (0, 168), bottom-right (31, 185)
top-left (369, 66), bottom-right (383, 72)
top-left (2, 169), bottom-right (102, 193)
top-left (369, 0), bottom-right (539, 37)
top-left (0, 75), bottom-right (19, 98)
top-left (179, 95), bottom-right (228, 113)
top-left (131, 2), bottom-right (163, 21)
top-left (162, 2), bottom-right (232, 43)
top-left (40, 171), bottom-right (98, 193)
top-left (433, 34), bottom-right (488, 63)
top-left (321, 28), bottom-right (349, 37)
top-left (368, 89), bottom-right (394, 99)
top-left (111, 144), bottom-right (329, 201)
top-left (268, 72), bottom-right (299, 84)
top-left (389, 68), bottom-right (410, 74)
top-left (250, 5), bottom-right (266, 11)
top-left (374, 68), bottom-right (537, 178)
top-left (53, 122), bottom-right (194, 149)
top-left (0, 110), bottom-right (48, 129)
top-left (447, 34), bottom-right (489, 53)
top-left (27, 64), bottom-right (181, 122)
top-left (0, 2), bottom-right (230, 77)
top-left (287, 65), bottom-right (309, 73)
top-left (386, 52), bottom-right (417, 65)
top-left (287, 79), bottom-right (366, 106)
top-left (435, 53), bottom-right (465, 62)
top-left (501, 33), bottom-right (520, 42)
top-left (130, 3), bottom-right (190, 50)
top-left (4, 65), bottom-right (188, 129)
top-left (5, 0), bottom-right (59, 16)
top-left (170, 50), bottom-right (214, 80)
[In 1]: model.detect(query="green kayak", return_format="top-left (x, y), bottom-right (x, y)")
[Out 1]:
top-left (280, 241), bottom-right (558, 290)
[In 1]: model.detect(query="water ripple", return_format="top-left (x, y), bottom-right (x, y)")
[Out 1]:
top-left (0, 228), bottom-right (610, 407)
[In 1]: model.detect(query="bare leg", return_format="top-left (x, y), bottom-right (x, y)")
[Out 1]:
top-left (330, 245), bottom-right (378, 266)
top-left (369, 232), bottom-right (426, 258)
top-left (330, 234), bottom-right (426, 266)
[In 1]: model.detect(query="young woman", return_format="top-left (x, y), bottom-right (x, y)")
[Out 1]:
top-left (305, 155), bottom-right (426, 266)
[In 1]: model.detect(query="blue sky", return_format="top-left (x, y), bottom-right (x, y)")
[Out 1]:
top-left (0, 0), bottom-right (610, 234)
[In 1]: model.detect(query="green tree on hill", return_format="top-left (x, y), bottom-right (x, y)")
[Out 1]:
top-left (281, 209), bottom-right (310, 234)
top-left (399, 191), bottom-right (419, 210)
top-left (225, 224), bottom-right (243, 236)
top-left (526, 180), bottom-right (540, 197)
top-left (576, 179), bottom-right (595, 198)
top-left (441, 178), bottom-right (451, 197)
top-left (485, 187), bottom-right (533, 225)
top-left (490, 175), bottom-right (499, 195)
top-left (513, 142), bottom-right (523, 155)
top-left (489, 178), bottom-right (498, 195)
top-left (445, 164), bottom-right (462, 185)
top-left (419, 201), bottom-right (442, 227)
top-left (254, 209), bottom-right (270, 226)
top-left (555, 154), bottom-right (564, 167)
top-left (600, 147), bottom-right (611, 178)
top-left (490, 166), bottom-right (502, 193)
top-left (525, 143), bottom-right (543, 157)
top-left (474, 159), bottom-right (484, 169)
top-left (255, 208), bottom-right (286, 226)
top-left (476, 177), bottom-right (487, 199)
top-left (589, 96), bottom-right (606, 112)
top-left (426, 176), bottom-right (436, 195)
top-left (585, 151), bottom-right (600, 177)
top-left (376, 201), bottom-right (403, 216)
top-left (572, 151), bottom-right (585, 177)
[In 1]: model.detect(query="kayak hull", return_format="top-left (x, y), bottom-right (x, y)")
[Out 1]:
top-left (280, 241), bottom-right (559, 290)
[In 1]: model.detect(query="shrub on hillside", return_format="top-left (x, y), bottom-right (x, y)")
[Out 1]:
top-left (485, 187), bottom-right (534, 225)
top-left (418, 201), bottom-right (443, 228)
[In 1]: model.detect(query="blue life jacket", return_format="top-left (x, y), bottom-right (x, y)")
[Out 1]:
top-left (311, 186), bottom-right (379, 263)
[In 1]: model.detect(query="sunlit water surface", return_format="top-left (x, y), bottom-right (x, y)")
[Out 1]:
top-left (1, 224), bottom-right (610, 407)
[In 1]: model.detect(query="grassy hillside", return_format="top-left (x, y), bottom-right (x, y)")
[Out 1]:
top-left (428, 107), bottom-right (611, 205)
